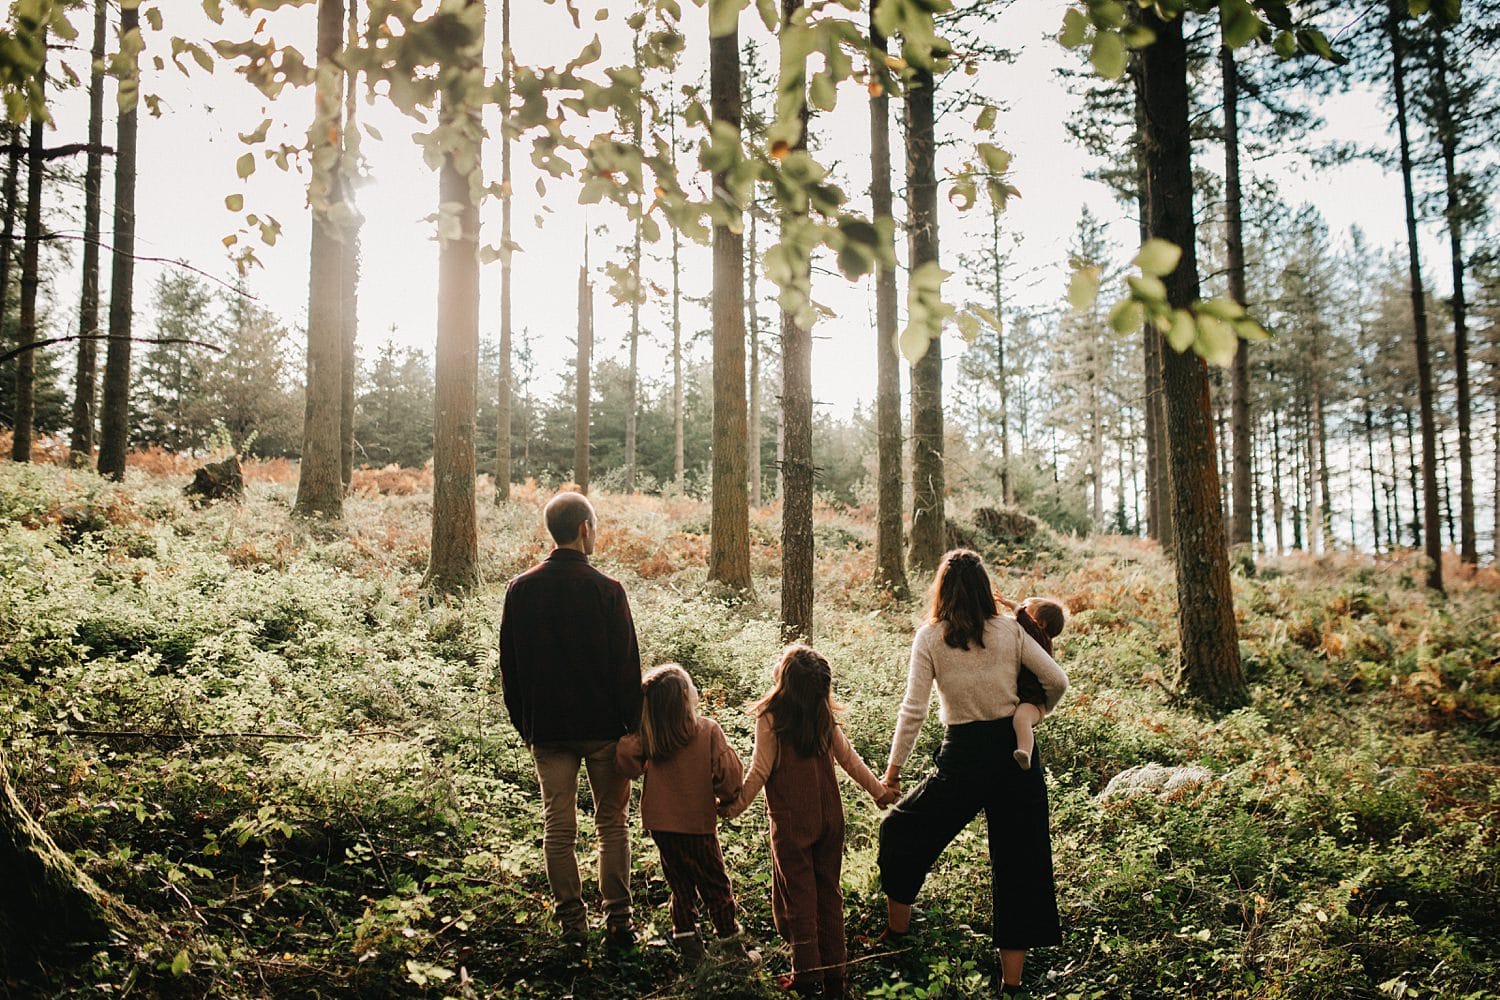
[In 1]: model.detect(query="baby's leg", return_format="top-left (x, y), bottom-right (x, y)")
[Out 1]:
top-left (1012, 704), bottom-right (1043, 771)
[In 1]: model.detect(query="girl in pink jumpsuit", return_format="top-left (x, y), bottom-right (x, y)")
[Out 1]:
top-left (721, 645), bottom-right (895, 997)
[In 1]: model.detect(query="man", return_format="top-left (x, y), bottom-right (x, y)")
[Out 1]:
top-left (499, 491), bottom-right (643, 948)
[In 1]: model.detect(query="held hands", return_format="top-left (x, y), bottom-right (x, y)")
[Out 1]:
top-left (874, 786), bottom-right (899, 809)
top-left (876, 765), bottom-right (902, 810)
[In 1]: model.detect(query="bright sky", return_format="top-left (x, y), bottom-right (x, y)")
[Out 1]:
top-left (28, 0), bottom-right (1431, 416)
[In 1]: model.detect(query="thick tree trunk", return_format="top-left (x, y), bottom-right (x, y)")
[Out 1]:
top-left (1, 753), bottom-right (139, 973)
top-left (69, 1), bottom-right (107, 464)
top-left (293, 0), bottom-right (346, 518)
top-left (340, 1), bottom-right (361, 492)
top-left (905, 62), bottom-right (944, 575)
top-left (97, 5), bottom-right (139, 480)
top-left (1139, 10), bottom-right (1245, 708)
top-left (780, 0), bottom-right (813, 641)
top-left (495, 0), bottom-right (513, 502)
top-left (1432, 32), bottom-right (1475, 564)
top-left (869, 3), bottom-right (908, 598)
top-left (424, 2), bottom-right (484, 595)
top-left (1222, 42), bottom-right (1253, 549)
top-left (707, 14), bottom-right (752, 592)
top-left (11, 39), bottom-right (44, 463)
top-left (1388, 1), bottom-right (1442, 591)
top-left (575, 237), bottom-right (591, 494)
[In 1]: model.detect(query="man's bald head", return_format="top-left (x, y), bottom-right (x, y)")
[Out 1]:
top-left (544, 491), bottom-right (596, 546)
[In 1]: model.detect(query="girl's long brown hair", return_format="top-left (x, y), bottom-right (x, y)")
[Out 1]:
top-left (928, 548), bottom-right (997, 650)
top-left (751, 644), bottom-right (841, 759)
top-left (639, 664), bottom-right (698, 761)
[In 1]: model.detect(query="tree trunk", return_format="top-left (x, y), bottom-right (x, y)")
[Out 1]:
top-left (1271, 395), bottom-right (1285, 556)
top-left (1432, 31), bottom-right (1475, 564)
top-left (1307, 384), bottom-right (1323, 556)
top-left (779, 0), bottom-right (814, 641)
top-left (1133, 66), bottom-right (1170, 547)
top-left (1222, 42), bottom-right (1252, 549)
top-left (97, 4), bottom-right (139, 481)
top-left (293, 0), bottom-right (346, 518)
top-left (575, 234), bottom-right (591, 494)
top-left (992, 205), bottom-right (1011, 507)
top-left (905, 61), bottom-right (944, 575)
top-left (69, 0), bottom-right (107, 465)
top-left (870, 1), bottom-right (908, 598)
top-left (624, 31), bottom-right (642, 495)
top-left (1404, 407), bottom-right (1420, 548)
top-left (672, 190), bottom-right (684, 493)
top-left (11, 38), bottom-right (44, 464)
top-left (1139, 9), bottom-right (1245, 708)
top-left (340, 1), bottom-right (361, 492)
top-left (0, 127), bottom-right (18, 361)
top-left (1388, 2), bottom-right (1442, 591)
top-left (747, 200), bottom-right (762, 507)
top-left (424, 1), bottom-right (483, 596)
top-left (495, 0), bottom-right (513, 502)
top-left (707, 13), bottom-right (752, 592)
top-left (1, 753), bottom-right (139, 974)
top-left (1365, 406), bottom-right (1382, 554)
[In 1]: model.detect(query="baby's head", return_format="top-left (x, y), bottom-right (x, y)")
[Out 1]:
top-left (1018, 597), bottom-right (1068, 639)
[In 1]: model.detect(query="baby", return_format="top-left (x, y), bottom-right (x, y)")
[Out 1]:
top-left (1010, 596), bottom-right (1067, 771)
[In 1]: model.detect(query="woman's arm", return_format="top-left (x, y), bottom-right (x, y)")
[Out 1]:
top-left (720, 713), bottom-right (776, 819)
top-left (1019, 629), bottom-right (1069, 712)
top-left (885, 632), bottom-right (937, 777)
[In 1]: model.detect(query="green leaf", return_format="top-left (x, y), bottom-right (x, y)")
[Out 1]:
top-left (1233, 316), bottom-right (1271, 341)
top-left (1219, 0), bottom-right (1262, 48)
top-left (1090, 29), bottom-right (1127, 80)
top-left (810, 71), bottom-right (836, 112)
top-left (1193, 312), bottom-right (1238, 367)
top-left (1109, 297), bottom-right (1144, 334)
top-left (236, 152), bottom-right (255, 179)
top-left (1197, 296), bottom-right (1245, 321)
top-left (1272, 30), bottom-right (1296, 58)
top-left (1408, 0), bottom-right (1431, 14)
top-left (171, 950), bottom-right (190, 976)
top-left (1121, 24), bottom-right (1156, 48)
top-left (1059, 8), bottom-right (1089, 48)
top-left (1127, 273), bottom-right (1167, 302)
top-left (977, 142), bottom-right (1011, 175)
top-left (899, 325), bottom-right (931, 364)
top-left (975, 105), bottom-right (997, 131)
top-left (1165, 308), bottom-right (1196, 353)
top-left (145, 7), bottom-right (163, 32)
top-left (756, 0), bottom-right (778, 32)
top-left (224, 193), bottom-right (243, 212)
top-left (1068, 265), bottom-right (1100, 311)
top-left (1133, 238), bottom-right (1181, 277)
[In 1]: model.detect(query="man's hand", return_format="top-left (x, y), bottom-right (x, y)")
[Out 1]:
top-left (875, 787), bottom-right (899, 809)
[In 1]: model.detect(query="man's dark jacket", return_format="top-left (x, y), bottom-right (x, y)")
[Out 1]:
top-left (499, 549), bottom-right (642, 745)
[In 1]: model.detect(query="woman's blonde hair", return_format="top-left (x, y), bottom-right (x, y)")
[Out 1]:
top-left (751, 644), bottom-right (842, 759)
top-left (639, 663), bottom-right (698, 761)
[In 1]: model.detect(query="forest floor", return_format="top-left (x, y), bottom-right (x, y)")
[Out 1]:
top-left (1, 459), bottom-right (1498, 999)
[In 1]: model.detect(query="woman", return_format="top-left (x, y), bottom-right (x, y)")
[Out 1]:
top-left (877, 549), bottom-right (1068, 998)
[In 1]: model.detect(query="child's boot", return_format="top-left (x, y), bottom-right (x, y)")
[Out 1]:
top-left (673, 930), bottom-right (707, 966)
top-left (711, 927), bottom-right (762, 969)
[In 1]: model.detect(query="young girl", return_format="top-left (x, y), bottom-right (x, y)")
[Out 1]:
top-left (615, 664), bottom-right (758, 967)
top-left (721, 645), bottom-right (895, 998)
top-left (1009, 597), bottom-right (1067, 771)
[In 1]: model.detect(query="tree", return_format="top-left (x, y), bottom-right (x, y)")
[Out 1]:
top-left (339, 0), bottom-right (362, 492)
top-left (1387, 0), bottom-right (1443, 592)
top-left (293, 0), bottom-right (347, 518)
top-left (575, 231), bottom-right (592, 493)
top-left (1222, 36), bottom-right (1253, 549)
top-left (495, 0), bottom-right (513, 503)
top-left (97, 3), bottom-right (140, 481)
top-left (905, 56), bottom-right (944, 575)
top-left (1138, 7), bottom-right (1246, 708)
top-left (136, 272), bottom-right (218, 451)
top-left (424, 0), bottom-right (485, 596)
top-left (10, 31), bottom-right (44, 463)
top-left (68, 0), bottom-right (107, 465)
top-left (707, 3), bottom-right (753, 593)
top-left (870, 0), bottom-right (908, 598)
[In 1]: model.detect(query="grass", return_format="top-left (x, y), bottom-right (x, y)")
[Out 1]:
top-left (1, 459), bottom-right (1497, 998)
